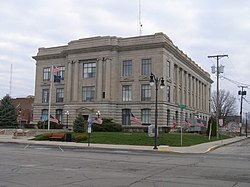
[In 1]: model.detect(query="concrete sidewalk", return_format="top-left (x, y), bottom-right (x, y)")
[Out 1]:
top-left (0, 135), bottom-right (248, 154)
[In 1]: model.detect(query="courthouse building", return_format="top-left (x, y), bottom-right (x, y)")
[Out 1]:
top-left (32, 32), bottom-right (213, 128)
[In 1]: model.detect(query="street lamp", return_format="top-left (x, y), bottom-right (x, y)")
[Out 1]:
top-left (96, 110), bottom-right (101, 118)
top-left (65, 111), bottom-right (69, 129)
top-left (149, 72), bottom-right (165, 149)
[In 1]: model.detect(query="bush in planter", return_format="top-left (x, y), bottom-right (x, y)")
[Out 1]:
top-left (92, 118), bottom-right (122, 132)
top-left (37, 121), bottom-right (63, 129)
top-left (73, 114), bottom-right (85, 133)
top-left (73, 133), bottom-right (88, 142)
top-left (33, 133), bottom-right (52, 141)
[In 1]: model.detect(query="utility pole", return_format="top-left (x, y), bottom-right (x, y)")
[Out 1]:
top-left (208, 54), bottom-right (228, 139)
top-left (246, 112), bottom-right (248, 137)
top-left (238, 86), bottom-right (247, 135)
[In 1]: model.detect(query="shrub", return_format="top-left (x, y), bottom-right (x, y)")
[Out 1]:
top-left (24, 123), bottom-right (35, 129)
top-left (33, 133), bottom-right (52, 141)
top-left (37, 121), bottom-right (63, 129)
top-left (93, 118), bottom-right (122, 132)
top-left (73, 114), bottom-right (85, 133)
top-left (73, 133), bottom-right (88, 142)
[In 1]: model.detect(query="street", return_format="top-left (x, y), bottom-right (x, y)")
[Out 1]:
top-left (0, 139), bottom-right (249, 187)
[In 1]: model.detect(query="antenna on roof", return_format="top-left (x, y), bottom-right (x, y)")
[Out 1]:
top-left (9, 64), bottom-right (12, 97)
top-left (138, 0), bottom-right (143, 36)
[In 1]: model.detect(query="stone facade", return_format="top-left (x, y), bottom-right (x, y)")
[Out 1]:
top-left (32, 33), bottom-right (213, 128)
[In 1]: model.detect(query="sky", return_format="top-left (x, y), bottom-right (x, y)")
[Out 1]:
top-left (1, 0), bottom-right (250, 112)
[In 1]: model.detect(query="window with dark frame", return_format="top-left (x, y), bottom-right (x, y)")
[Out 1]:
top-left (141, 84), bottom-right (151, 101)
top-left (83, 62), bottom-right (96, 78)
top-left (82, 86), bottom-right (95, 101)
top-left (141, 58), bottom-right (152, 75)
top-left (122, 60), bottom-right (132, 76)
top-left (141, 109), bottom-right (151, 124)
top-left (42, 89), bottom-right (49, 103)
top-left (122, 109), bottom-right (131, 125)
top-left (122, 85), bottom-right (132, 101)
top-left (56, 88), bottom-right (64, 102)
top-left (43, 67), bottom-right (50, 81)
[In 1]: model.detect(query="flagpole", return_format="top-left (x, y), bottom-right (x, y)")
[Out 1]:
top-left (48, 65), bottom-right (53, 131)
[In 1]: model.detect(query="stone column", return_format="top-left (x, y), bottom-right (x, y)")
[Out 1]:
top-left (66, 61), bottom-right (73, 102)
top-left (176, 67), bottom-right (180, 104)
top-left (185, 72), bottom-right (189, 106)
top-left (96, 59), bottom-right (103, 101)
top-left (72, 61), bottom-right (79, 101)
top-left (104, 58), bottom-right (111, 101)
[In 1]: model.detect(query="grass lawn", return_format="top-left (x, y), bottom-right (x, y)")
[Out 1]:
top-left (86, 132), bottom-right (229, 147)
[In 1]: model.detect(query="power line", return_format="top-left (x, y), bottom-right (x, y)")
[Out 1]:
top-left (220, 75), bottom-right (250, 87)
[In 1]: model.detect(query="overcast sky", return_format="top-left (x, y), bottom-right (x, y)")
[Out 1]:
top-left (1, 0), bottom-right (250, 111)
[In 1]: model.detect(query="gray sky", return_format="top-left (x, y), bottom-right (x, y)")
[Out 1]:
top-left (1, 0), bottom-right (250, 111)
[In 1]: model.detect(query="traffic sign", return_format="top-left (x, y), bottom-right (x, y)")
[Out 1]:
top-left (177, 105), bottom-right (187, 109)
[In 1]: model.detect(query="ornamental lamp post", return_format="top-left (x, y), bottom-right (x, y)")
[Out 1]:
top-left (149, 72), bottom-right (165, 149)
top-left (65, 111), bottom-right (69, 129)
top-left (96, 110), bottom-right (101, 118)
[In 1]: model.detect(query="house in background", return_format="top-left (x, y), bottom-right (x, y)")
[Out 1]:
top-left (32, 33), bottom-right (213, 129)
top-left (11, 96), bottom-right (34, 127)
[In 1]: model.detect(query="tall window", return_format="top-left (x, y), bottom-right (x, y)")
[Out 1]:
top-left (83, 62), bottom-right (96, 78)
top-left (41, 109), bottom-right (48, 120)
top-left (122, 85), bottom-right (132, 101)
top-left (56, 109), bottom-right (63, 122)
top-left (166, 85), bottom-right (170, 102)
top-left (166, 61), bottom-right (170, 77)
top-left (43, 67), bottom-right (50, 81)
top-left (56, 66), bottom-right (65, 80)
top-left (122, 60), bottom-right (132, 76)
top-left (141, 84), bottom-right (151, 101)
top-left (167, 109), bottom-right (170, 126)
top-left (141, 59), bottom-right (152, 75)
top-left (141, 109), bottom-right (151, 124)
top-left (42, 89), bottom-right (49, 103)
top-left (82, 86), bottom-right (95, 101)
top-left (56, 88), bottom-right (64, 102)
top-left (122, 109), bottom-right (131, 125)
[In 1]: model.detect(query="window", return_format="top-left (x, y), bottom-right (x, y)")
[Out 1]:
top-left (42, 89), bottom-right (49, 103)
top-left (56, 66), bottom-right (65, 80)
top-left (122, 109), bottom-right (131, 125)
top-left (166, 61), bottom-right (170, 77)
top-left (166, 85), bottom-right (170, 102)
top-left (43, 67), bottom-right (50, 81)
top-left (83, 62), bottom-right (96, 78)
top-left (56, 88), bottom-right (64, 102)
top-left (141, 84), bottom-right (151, 101)
top-left (141, 109), bottom-right (151, 124)
top-left (141, 59), bottom-right (152, 75)
top-left (41, 109), bottom-right (48, 121)
top-left (82, 86), bottom-right (95, 101)
top-left (122, 60), bottom-right (132, 76)
top-left (167, 109), bottom-right (170, 126)
top-left (56, 109), bottom-right (63, 122)
top-left (122, 85), bottom-right (132, 101)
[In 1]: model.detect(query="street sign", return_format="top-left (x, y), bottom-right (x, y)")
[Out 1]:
top-left (177, 105), bottom-right (187, 109)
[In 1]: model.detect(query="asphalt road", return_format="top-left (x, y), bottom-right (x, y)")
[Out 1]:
top-left (0, 139), bottom-right (249, 187)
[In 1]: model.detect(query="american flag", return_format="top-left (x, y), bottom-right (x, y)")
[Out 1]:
top-left (185, 119), bottom-right (192, 127)
top-left (196, 119), bottom-right (205, 127)
top-left (53, 65), bottom-right (60, 73)
top-left (172, 119), bottom-right (177, 128)
top-left (49, 115), bottom-right (58, 124)
top-left (130, 113), bottom-right (142, 124)
top-left (93, 118), bottom-right (103, 125)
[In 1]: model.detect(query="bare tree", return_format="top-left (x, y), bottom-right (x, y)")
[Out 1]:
top-left (211, 89), bottom-right (237, 119)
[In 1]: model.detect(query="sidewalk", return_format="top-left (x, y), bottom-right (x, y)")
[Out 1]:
top-left (0, 135), bottom-right (248, 154)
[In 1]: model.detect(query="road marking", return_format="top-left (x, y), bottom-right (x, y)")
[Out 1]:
top-left (59, 146), bottom-right (64, 152)
top-left (24, 144), bottom-right (30, 149)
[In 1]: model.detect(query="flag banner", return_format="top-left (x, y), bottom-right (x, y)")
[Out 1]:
top-left (172, 119), bottom-right (177, 128)
top-left (53, 65), bottom-right (60, 73)
top-left (54, 75), bottom-right (61, 83)
top-left (130, 113), bottom-right (142, 124)
top-left (185, 119), bottom-right (192, 127)
top-left (93, 118), bottom-right (103, 125)
top-left (49, 115), bottom-right (59, 123)
top-left (196, 119), bottom-right (205, 127)
top-left (41, 115), bottom-right (47, 122)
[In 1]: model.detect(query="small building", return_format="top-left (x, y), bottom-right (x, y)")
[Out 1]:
top-left (11, 96), bottom-right (34, 127)
top-left (32, 33), bottom-right (213, 128)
